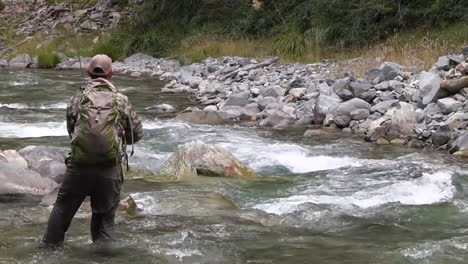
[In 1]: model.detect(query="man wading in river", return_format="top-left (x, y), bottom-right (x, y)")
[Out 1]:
top-left (42, 54), bottom-right (143, 247)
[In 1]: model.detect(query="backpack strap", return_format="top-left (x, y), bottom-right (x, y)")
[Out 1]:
top-left (88, 78), bottom-right (117, 93)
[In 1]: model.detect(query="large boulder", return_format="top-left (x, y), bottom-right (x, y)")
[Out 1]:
top-left (314, 94), bottom-right (342, 124)
top-left (18, 146), bottom-right (66, 183)
top-left (223, 91), bottom-right (250, 107)
top-left (175, 110), bottom-right (224, 125)
top-left (158, 141), bottom-right (258, 180)
top-left (8, 54), bottom-right (33, 69)
top-left (259, 110), bottom-right (296, 128)
top-left (0, 150), bottom-right (57, 196)
top-left (437, 98), bottom-right (462, 114)
top-left (332, 98), bottom-right (371, 127)
top-left (366, 62), bottom-right (403, 83)
top-left (418, 72), bottom-right (443, 105)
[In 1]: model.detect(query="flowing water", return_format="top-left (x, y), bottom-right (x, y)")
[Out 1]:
top-left (0, 70), bottom-right (467, 264)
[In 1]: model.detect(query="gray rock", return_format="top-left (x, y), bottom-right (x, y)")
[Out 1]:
top-left (332, 78), bottom-right (353, 100)
top-left (223, 91), bottom-right (250, 107)
top-left (374, 81), bottom-right (390, 91)
top-left (436, 55), bottom-right (462, 71)
top-left (258, 96), bottom-right (277, 110)
top-left (203, 105), bottom-right (218, 112)
top-left (259, 110), bottom-right (296, 128)
top-left (314, 94), bottom-right (342, 124)
top-left (357, 89), bottom-right (377, 103)
top-left (419, 72), bottom-right (443, 105)
top-left (350, 82), bottom-right (371, 97)
top-left (159, 141), bottom-right (257, 180)
top-left (424, 103), bottom-right (441, 117)
top-left (289, 88), bottom-right (307, 98)
top-left (448, 131), bottom-right (468, 156)
top-left (366, 62), bottom-right (403, 82)
top-left (350, 109), bottom-right (370, 120)
top-left (261, 85), bottom-right (285, 98)
top-left (0, 59), bottom-right (8, 68)
top-left (318, 81), bottom-right (333, 95)
top-left (18, 146), bottom-right (66, 183)
top-left (437, 98), bottom-right (462, 114)
top-left (175, 110), bottom-right (224, 125)
top-left (371, 100), bottom-right (399, 114)
top-left (431, 126), bottom-right (451, 146)
top-left (8, 54), bottom-right (33, 69)
top-left (0, 150), bottom-right (57, 196)
top-left (333, 98), bottom-right (371, 127)
top-left (462, 46), bottom-right (468, 57)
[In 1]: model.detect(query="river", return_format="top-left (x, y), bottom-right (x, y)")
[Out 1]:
top-left (0, 70), bottom-right (467, 264)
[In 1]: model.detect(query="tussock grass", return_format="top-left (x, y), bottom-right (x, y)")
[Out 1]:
top-left (169, 24), bottom-right (468, 76)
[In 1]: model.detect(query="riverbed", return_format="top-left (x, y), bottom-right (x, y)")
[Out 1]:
top-left (0, 70), bottom-right (467, 264)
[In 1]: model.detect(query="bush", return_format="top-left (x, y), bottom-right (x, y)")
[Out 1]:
top-left (37, 52), bottom-right (62, 69)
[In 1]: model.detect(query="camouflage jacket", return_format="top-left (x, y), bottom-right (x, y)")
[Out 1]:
top-left (66, 78), bottom-right (143, 145)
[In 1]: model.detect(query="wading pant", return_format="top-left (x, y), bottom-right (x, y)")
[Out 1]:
top-left (42, 162), bottom-right (122, 246)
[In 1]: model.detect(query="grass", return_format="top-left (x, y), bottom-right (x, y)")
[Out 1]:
top-left (168, 23), bottom-right (468, 76)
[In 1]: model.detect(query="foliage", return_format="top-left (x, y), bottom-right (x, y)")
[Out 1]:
top-left (110, 0), bottom-right (467, 59)
top-left (37, 50), bottom-right (62, 69)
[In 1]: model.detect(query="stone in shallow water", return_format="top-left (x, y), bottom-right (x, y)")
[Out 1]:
top-left (158, 141), bottom-right (257, 180)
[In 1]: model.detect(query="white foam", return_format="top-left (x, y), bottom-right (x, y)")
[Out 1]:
top-left (255, 171), bottom-right (455, 215)
top-left (143, 120), bottom-right (193, 130)
top-left (0, 122), bottom-right (67, 138)
top-left (0, 102), bottom-right (67, 109)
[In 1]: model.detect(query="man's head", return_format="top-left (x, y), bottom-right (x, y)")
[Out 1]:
top-left (87, 54), bottom-right (113, 79)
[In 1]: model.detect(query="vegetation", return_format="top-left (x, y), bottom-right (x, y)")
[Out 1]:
top-left (37, 50), bottom-right (62, 68)
top-left (104, 0), bottom-right (467, 57)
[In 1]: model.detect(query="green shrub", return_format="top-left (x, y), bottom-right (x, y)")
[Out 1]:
top-left (37, 52), bottom-right (62, 69)
top-left (274, 30), bottom-right (307, 58)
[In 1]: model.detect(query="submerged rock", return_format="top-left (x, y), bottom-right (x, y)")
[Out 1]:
top-left (159, 141), bottom-right (257, 180)
top-left (0, 150), bottom-right (57, 196)
top-left (19, 146), bottom-right (66, 183)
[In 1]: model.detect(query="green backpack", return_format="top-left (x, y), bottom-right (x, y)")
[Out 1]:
top-left (71, 79), bottom-right (124, 165)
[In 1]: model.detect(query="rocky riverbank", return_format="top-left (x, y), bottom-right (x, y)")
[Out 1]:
top-left (1, 47), bottom-right (467, 158)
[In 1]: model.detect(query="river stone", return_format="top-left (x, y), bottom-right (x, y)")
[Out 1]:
top-left (223, 91), bottom-right (250, 107)
top-left (175, 110), bottom-right (224, 125)
top-left (448, 131), bottom-right (468, 157)
top-left (350, 82), bottom-right (371, 97)
top-left (122, 191), bottom-right (239, 218)
top-left (431, 126), bottom-right (451, 146)
top-left (357, 89), bottom-right (377, 103)
top-left (437, 98), bottom-right (462, 114)
top-left (0, 156), bottom-right (57, 196)
top-left (8, 54), bottom-right (33, 69)
top-left (261, 85), bottom-right (285, 98)
top-left (259, 110), bottom-right (296, 128)
top-left (418, 72), bottom-right (443, 105)
top-left (158, 141), bottom-right (257, 180)
top-left (350, 109), bottom-right (370, 120)
top-left (18, 146), bottom-right (66, 183)
top-left (333, 98), bottom-right (371, 127)
top-left (370, 100), bottom-right (399, 114)
top-left (146, 103), bottom-right (176, 113)
top-left (314, 94), bottom-right (342, 124)
top-left (258, 96), bottom-right (277, 110)
top-left (332, 78), bottom-right (353, 100)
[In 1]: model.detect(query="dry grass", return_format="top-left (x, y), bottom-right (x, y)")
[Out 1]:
top-left (170, 24), bottom-right (468, 76)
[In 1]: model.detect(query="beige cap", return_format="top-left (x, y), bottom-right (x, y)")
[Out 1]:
top-left (88, 54), bottom-right (112, 76)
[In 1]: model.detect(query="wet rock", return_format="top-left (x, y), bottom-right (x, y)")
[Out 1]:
top-left (8, 54), bottom-right (33, 69)
top-left (448, 131), bottom-right (468, 157)
top-left (159, 141), bottom-right (257, 180)
top-left (376, 137), bottom-right (390, 145)
top-left (431, 126), bottom-right (451, 146)
top-left (176, 110), bottom-right (224, 125)
top-left (0, 150), bottom-right (57, 196)
top-left (418, 72), bottom-right (443, 105)
top-left (146, 103), bottom-right (176, 113)
top-left (437, 98), bottom-right (462, 114)
top-left (18, 146), bottom-right (66, 183)
top-left (259, 110), bottom-right (296, 128)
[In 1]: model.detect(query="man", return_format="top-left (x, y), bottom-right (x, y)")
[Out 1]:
top-left (42, 54), bottom-right (143, 247)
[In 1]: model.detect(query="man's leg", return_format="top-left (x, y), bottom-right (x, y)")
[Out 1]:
top-left (90, 166), bottom-right (122, 243)
top-left (42, 164), bottom-right (88, 246)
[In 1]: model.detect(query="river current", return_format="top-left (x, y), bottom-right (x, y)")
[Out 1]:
top-left (0, 70), bottom-right (467, 264)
